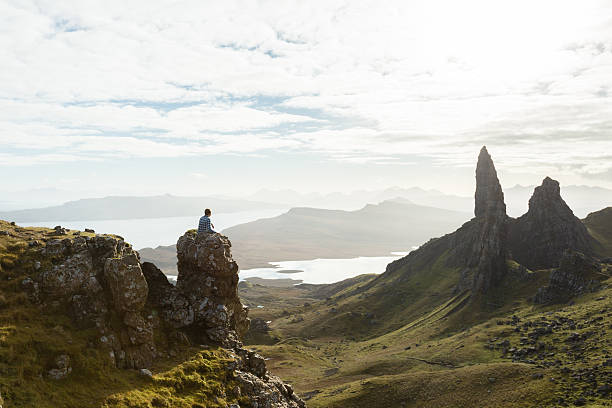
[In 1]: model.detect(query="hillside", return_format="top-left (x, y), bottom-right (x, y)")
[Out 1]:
top-left (0, 221), bottom-right (304, 407)
top-left (584, 207), bottom-right (612, 257)
top-left (241, 276), bottom-right (612, 407)
top-left (2, 147), bottom-right (611, 408)
top-left (279, 148), bottom-right (607, 339)
top-left (237, 147), bottom-right (612, 407)
top-left (141, 199), bottom-right (469, 272)
top-left (0, 194), bottom-right (279, 222)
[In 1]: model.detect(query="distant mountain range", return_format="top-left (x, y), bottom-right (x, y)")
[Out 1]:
top-left (249, 184), bottom-right (612, 218)
top-left (246, 187), bottom-right (473, 212)
top-left (0, 194), bottom-right (280, 222)
top-left (139, 199), bottom-right (470, 273)
top-left (1, 183), bottom-right (609, 223)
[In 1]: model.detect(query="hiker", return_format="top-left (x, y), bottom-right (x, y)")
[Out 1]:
top-left (198, 208), bottom-right (216, 234)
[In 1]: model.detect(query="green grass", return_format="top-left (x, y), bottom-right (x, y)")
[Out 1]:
top-left (249, 281), bottom-right (612, 407)
top-left (239, 240), bottom-right (612, 408)
top-left (275, 250), bottom-right (463, 341)
top-left (584, 207), bottom-right (612, 257)
top-left (0, 221), bottom-right (244, 408)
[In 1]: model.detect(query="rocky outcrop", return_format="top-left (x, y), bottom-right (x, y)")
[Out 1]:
top-left (470, 146), bottom-right (508, 292)
top-left (143, 231), bottom-right (249, 346)
top-left (23, 229), bottom-right (305, 406)
top-left (143, 232), bottom-right (304, 407)
top-left (509, 177), bottom-right (594, 270)
top-left (229, 349), bottom-right (306, 408)
top-left (534, 251), bottom-right (602, 304)
top-left (6, 220), bottom-right (305, 408)
top-left (176, 231), bottom-right (249, 344)
top-left (34, 235), bottom-right (155, 369)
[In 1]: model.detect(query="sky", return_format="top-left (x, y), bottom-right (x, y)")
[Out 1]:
top-left (1, 0), bottom-right (612, 201)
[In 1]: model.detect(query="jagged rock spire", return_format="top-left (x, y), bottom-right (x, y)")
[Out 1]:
top-left (508, 177), bottom-right (594, 269)
top-left (475, 146), bottom-right (506, 218)
top-left (528, 176), bottom-right (566, 214)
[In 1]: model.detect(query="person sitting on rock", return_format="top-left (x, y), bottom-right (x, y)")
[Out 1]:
top-left (198, 208), bottom-right (216, 234)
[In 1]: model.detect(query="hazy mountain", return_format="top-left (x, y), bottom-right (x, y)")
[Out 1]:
top-left (248, 185), bottom-right (612, 218)
top-left (0, 187), bottom-right (87, 211)
top-left (247, 187), bottom-right (473, 212)
top-left (140, 199), bottom-right (470, 273)
top-left (0, 194), bottom-right (280, 222)
top-left (3, 183), bottom-right (607, 222)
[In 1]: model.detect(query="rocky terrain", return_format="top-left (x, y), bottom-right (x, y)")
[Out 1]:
top-left (236, 147), bottom-right (612, 407)
top-left (0, 222), bottom-right (304, 407)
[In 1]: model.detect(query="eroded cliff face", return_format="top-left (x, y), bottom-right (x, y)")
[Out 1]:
top-left (21, 229), bottom-right (305, 407)
top-left (30, 235), bottom-right (155, 368)
top-left (508, 177), bottom-right (595, 270)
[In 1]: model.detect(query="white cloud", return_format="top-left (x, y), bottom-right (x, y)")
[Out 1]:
top-left (0, 0), bottom-right (611, 180)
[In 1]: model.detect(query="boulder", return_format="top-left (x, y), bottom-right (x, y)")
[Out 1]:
top-left (47, 354), bottom-right (72, 380)
top-left (250, 317), bottom-right (272, 333)
top-left (229, 349), bottom-right (306, 408)
top-left (534, 251), bottom-right (602, 304)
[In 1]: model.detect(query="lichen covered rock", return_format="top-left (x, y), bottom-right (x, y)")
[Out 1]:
top-left (4, 222), bottom-right (305, 406)
top-left (33, 235), bottom-right (156, 368)
top-left (175, 231), bottom-right (249, 345)
top-left (228, 349), bottom-right (306, 408)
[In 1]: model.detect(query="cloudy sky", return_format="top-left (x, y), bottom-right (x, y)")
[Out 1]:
top-left (1, 0), bottom-right (611, 200)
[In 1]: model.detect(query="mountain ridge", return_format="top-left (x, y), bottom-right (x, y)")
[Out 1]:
top-left (140, 199), bottom-right (470, 272)
top-left (0, 194), bottom-right (281, 222)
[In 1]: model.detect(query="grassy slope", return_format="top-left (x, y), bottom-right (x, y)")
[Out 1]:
top-left (584, 207), bottom-right (612, 257)
top-left (238, 234), bottom-right (612, 408)
top-left (0, 221), bottom-right (245, 408)
top-left (242, 275), bottom-right (612, 407)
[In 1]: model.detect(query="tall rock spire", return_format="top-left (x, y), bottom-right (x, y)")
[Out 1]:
top-left (471, 146), bottom-right (508, 293)
top-left (475, 146), bottom-right (506, 218)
